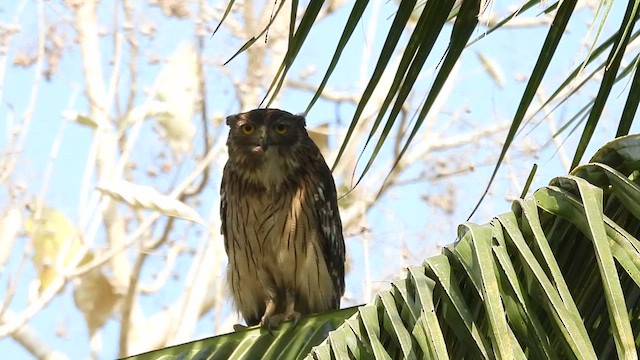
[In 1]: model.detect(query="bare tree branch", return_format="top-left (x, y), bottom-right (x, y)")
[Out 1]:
top-left (0, 0), bottom-right (45, 185)
top-left (7, 310), bottom-right (69, 360)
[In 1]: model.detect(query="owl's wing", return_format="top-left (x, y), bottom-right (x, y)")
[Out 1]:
top-left (311, 171), bottom-right (346, 306)
top-left (220, 168), bottom-right (229, 252)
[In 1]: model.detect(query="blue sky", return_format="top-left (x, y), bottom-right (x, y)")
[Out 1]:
top-left (1, 1), bottom-right (638, 359)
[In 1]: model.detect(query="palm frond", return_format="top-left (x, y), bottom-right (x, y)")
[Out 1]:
top-left (309, 134), bottom-right (640, 359)
top-left (122, 307), bottom-right (358, 360)
top-left (571, 0), bottom-right (640, 169)
top-left (471, 0), bottom-right (577, 219)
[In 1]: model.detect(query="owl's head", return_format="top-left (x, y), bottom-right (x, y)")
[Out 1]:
top-left (225, 109), bottom-right (315, 188)
top-left (226, 108), bottom-right (308, 157)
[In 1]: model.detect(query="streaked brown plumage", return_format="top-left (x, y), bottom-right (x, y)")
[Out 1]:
top-left (220, 108), bottom-right (345, 329)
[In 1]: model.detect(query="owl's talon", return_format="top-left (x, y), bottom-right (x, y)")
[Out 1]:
top-left (233, 323), bottom-right (249, 332)
top-left (261, 310), bottom-right (301, 331)
top-left (260, 314), bottom-right (280, 334)
top-left (284, 311), bottom-right (301, 326)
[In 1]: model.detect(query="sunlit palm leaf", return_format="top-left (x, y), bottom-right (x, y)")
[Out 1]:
top-left (618, 57), bottom-right (640, 136)
top-left (526, 52), bottom-right (640, 155)
top-left (331, 0), bottom-right (418, 172)
top-left (468, 0), bottom-right (544, 46)
top-left (263, 0), bottom-right (324, 106)
top-left (526, 29), bottom-right (638, 133)
top-left (572, 0), bottom-right (640, 169)
top-left (223, 0), bottom-right (288, 65)
top-left (308, 134), bottom-right (640, 359)
top-left (469, 0), bottom-right (577, 219)
top-left (382, 0), bottom-right (480, 188)
top-left (304, 0), bottom-right (369, 114)
top-left (352, 0), bottom-right (456, 185)
top-left (211, 0), bottom-right (236, 36)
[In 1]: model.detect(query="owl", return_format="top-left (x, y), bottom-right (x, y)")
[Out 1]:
top-left (220, 108), bottom-right (345, 329)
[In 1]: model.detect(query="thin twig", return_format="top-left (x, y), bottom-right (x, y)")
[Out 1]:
top-left (121, 0), bottom-right (138, 118)
top-left (0, 275), bottom-right (64, 337)
top-left (6, 310), bottom-right (69, 360)
top-left (0, 0), bottom-right (45, 185)
top-left (117, 240), bottom-right (144, 357)
top-left (0, 233), bottom-right (30, 324)
top-left (0, 0), bottom-right (28, 111)
top-left (137, 243), bottom-right (185, 294)
top-left (38, 92), bottom-right (77, 203)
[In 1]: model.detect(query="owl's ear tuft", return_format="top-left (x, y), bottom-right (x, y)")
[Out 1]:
top-left (226, 115), bottom-right (238, 126)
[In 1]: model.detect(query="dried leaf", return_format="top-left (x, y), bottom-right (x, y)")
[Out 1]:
top-left (308, 123), bottom-right (330, 154)
top-left (152, 42), bottom-right (198, 153)
top-left (13, 51), bottom-right (36, 67)
top-left (73, 253), bottom-right (121, 335)
top-left (97, 181), bottom-right (205, 224)
top-left (62, 109), bottom-right (98, 128)
top-left (477, 52), bottom-right (505, 88)
top-left (154, 0), bottom-right (190, 18)
top-left (24, 205), bottom-right (81, 293)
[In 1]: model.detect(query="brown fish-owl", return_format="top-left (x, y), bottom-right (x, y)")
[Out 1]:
top-left (220, 108), bottom-right (345, 329)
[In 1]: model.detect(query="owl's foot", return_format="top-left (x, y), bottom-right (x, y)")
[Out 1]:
top-left (280, 310), bottom-right (302, 325)
top-left (283, 289), bottom-right (301, 326)
top-left (260, 313), bottom-right (282, 332)
top-left (262, 310), bottom-right (301, 330)
top-left (259, 291), bottom-right (302, 332)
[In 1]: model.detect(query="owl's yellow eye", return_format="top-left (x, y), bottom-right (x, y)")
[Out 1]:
top-left (241, 124), bottom-right (255, 135)
top-left (274, 123), bottom-right (288, 135)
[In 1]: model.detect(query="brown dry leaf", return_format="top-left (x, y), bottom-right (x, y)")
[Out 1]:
top-left (97, 180), bottom-right (205, 224)
top-left (477, 52), bottom-right (505, 88)
top-left (13, 51), bottom-right (36, 67)
top-left (73, 254), bottom-right (121, 335)
top-left (308, 123), bottom-right (330, 155)
top-left (124, 42), bottom-right (198, 153)
top-left (24, 204), bottom-right (82, 293)
top-left (157, 0), bottom-right (190, 18)
top-left (140, 22), bottom-right (157, 38)
top-left (153, 42), bottom-right (198, 153)
top-left (63, 110), bottom-right (98, 128)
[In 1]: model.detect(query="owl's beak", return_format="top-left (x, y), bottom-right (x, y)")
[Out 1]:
top-left (259, 137), bottom-right (269, 151)
top-left (259, 129), bottom-right (270, 152)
